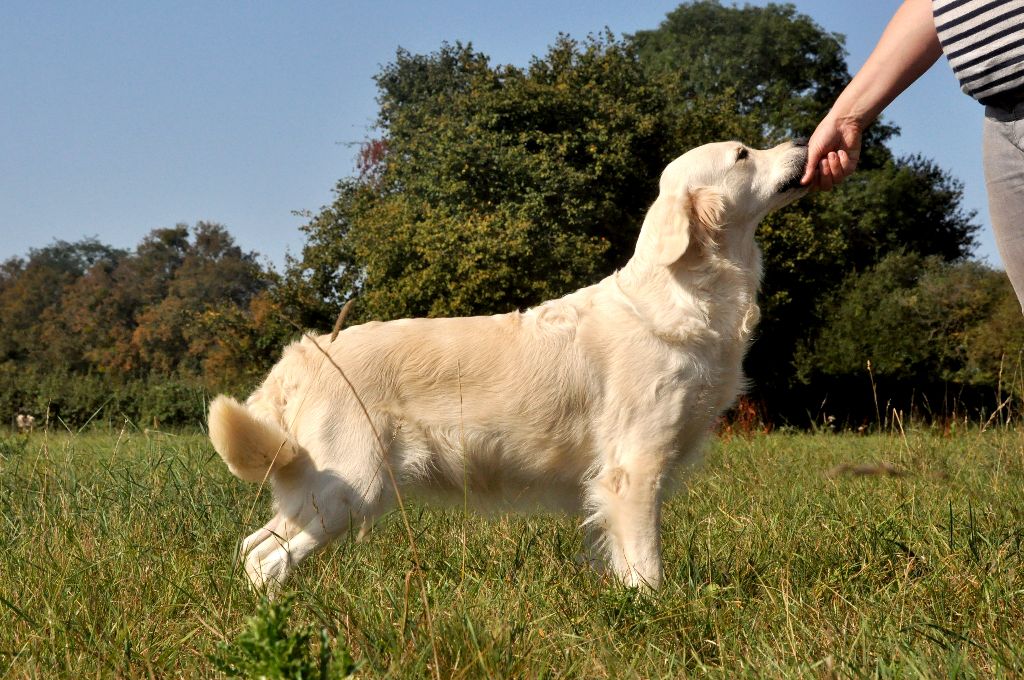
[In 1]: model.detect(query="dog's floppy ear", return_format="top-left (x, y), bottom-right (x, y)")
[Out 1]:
top-left (649, 187), bottom-right (725, 266)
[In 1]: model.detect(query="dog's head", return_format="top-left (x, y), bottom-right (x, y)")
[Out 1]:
top-left (638, 140), bottom-right (809, 266)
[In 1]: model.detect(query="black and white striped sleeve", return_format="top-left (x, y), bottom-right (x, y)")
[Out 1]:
top-left (933, 0), bottom-right (1024, 103)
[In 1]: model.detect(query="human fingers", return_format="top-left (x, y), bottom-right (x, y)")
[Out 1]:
top-left (817, 157), bottom-right (835, 192)
top-left (801, 122), bottom-right (832, 185)
top-left (826, 152), bottom-right (845, 184)
top-left (801, 146), bottom-right (822, 185)
top-left (803, 141), bottom-right (835, 186)
top-left (837, 149), bottom-right (857, 178)
top-left (801, 165), bottom-right (817, 186)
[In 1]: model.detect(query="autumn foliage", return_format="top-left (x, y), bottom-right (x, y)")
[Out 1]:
top-left (0, 223), bottom-right (291, 427)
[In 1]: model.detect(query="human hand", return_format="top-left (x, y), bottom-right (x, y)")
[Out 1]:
top-left (800, 114), bottom-right (863, 191)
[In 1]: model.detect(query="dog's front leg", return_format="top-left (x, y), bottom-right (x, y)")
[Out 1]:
top-left (588, 455), bottom-right (665, 589)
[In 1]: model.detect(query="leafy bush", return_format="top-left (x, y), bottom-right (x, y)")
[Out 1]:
top-left (795, 253), bottom-right (1023, 423)
top-left (138, 379), bottom-right (209, 428)
top-left (0, 364), bottom-right (229, 430)
top-left (963, 282), bottom-right (1024, 403)
top-left (211, 597), bottom-right (358, 680)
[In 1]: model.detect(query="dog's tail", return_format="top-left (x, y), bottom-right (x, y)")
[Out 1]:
top-left (208, 395), bottom-right (301, 483)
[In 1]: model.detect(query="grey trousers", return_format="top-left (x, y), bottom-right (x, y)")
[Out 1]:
top-left (983, 102), bottom-right (1024, 312)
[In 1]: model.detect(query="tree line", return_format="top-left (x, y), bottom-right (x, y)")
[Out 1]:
top-left (2, 1), bottom-right (1021, 429)
top-left (0, 224), bottom-right (293, 426)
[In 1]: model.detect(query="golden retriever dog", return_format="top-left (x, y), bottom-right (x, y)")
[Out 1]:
top-left (209, 139), bottom-right (809, 591)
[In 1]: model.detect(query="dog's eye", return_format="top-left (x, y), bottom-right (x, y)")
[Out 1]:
top-left (736, 147), bottom-right (749, 161)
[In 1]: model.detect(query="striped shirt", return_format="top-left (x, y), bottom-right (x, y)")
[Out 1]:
top-left (933, 0), bottom-right (1024, 104)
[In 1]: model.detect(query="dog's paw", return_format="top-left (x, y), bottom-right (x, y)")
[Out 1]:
top-left (243, 551), bottom-right (288, 598)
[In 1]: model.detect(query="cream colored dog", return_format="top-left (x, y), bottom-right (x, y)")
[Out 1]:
top-left (209, 140), bottom-right (808, 591)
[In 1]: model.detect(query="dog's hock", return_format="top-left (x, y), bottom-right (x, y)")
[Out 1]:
top-left (646, 186), bottom-right (724, 266)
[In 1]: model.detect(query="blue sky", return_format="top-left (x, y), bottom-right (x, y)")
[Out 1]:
top-left (0, 1), bottom-right (998, 270)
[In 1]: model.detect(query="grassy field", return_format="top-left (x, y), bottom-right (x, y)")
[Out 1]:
top-left (1, 425), bottom-right (1023, 678)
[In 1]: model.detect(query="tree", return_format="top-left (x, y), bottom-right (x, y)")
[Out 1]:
top-left (632, 0), bottom-right (897, 163)
top-left (286, 35), bottom-right (687, 323)
top-left (36, 248), bottom-right (136, 374)
top-left (0, 225), bottom-right (283, 426)
top-left (745, 154), bottom-right (978, 409)
top-left (815, 155), bottom-right (977, 266)
top-left (0, 239), bottom-right (124, 366)
top-left (130, 223), bottom-right (269, 378)
top-left (794, 253), bottom-right (1016, 422)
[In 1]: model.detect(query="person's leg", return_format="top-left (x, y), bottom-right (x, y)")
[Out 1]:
top-left (983, 103), bottom-right (1024, 312)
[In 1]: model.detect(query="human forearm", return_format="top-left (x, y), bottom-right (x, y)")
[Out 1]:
top-left (803, 0), bottom-right (944, 189)
top-left (829, 0), bottom-right (943, 127)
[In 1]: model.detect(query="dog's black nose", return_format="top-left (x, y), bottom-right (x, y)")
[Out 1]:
top-left (791, 137), bottom-right (809, 147)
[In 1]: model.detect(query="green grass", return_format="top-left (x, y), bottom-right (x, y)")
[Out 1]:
top-left (1, 426), bottom-right (1023, 678)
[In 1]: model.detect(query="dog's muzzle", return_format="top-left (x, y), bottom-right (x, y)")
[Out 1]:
top-left (777, 142), bottom-right (809, 193)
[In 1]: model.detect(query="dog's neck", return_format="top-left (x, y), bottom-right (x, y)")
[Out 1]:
top-left (616, 221), bottom-right (763, 345)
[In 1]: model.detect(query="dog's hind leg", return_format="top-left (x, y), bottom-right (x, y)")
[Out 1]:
top-left (587, 455), bottom-right (666, 590)
top-left (240, 513), bottom-right (283, 560)
top-left (244, 515), bottom-right (337, 593)
top-left (242, 471), bottom-right (393, 593)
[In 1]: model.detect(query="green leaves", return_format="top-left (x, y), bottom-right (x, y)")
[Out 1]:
top-left (632, 0), bottom-right (851, 141)
top-left (793, 252), bottom-right (1023, 422)
top-left (211, 597), bottom-right (358, 680)
top-left (288, 35), bottom-right (673, 322)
